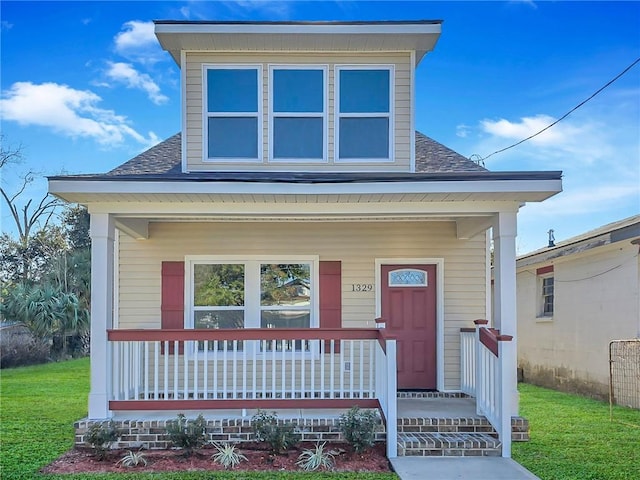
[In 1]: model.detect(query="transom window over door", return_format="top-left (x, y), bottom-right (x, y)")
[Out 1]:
top-left (204, 65), bottom-right (261, 161)
top-left (270, 67), bottom-right (326, 161)
top-left (336, 66), bottom-right (393, 161)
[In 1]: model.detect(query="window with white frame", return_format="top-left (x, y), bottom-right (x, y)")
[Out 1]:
top-left (270, 67), bottom-right (326, 161)
top-left (189, 259), bottom-right (315, 352)
top-left (336, 66), bottom-right (393, 161)
top-left (204, 65), bottom-right (261, 161)
top-left (539, 275), bottom-right (554, 317)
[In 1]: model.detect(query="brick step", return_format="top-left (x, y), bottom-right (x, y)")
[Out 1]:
top-left (397, 416), bottom-right (498, 435)
top-left (397, 431), bottom-right (502, 457)
top-left (397, 391), bottom-right (469, 399)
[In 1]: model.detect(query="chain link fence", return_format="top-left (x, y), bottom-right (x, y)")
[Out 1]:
top-left (609, 339), bottom-right (640, 422)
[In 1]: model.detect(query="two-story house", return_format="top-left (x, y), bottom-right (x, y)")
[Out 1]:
top-left (49, 20), bottom-right (562, 458)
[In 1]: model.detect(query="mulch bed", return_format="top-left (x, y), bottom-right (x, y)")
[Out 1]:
top-left (42, 442), bottom-right (392, 474)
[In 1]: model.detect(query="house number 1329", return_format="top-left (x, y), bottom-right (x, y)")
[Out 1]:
top-left (351, 284), bottom-right (373, 292)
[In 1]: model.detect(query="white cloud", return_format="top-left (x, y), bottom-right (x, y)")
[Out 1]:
top-left (0, 82), bottom-right (160, 147)
top-left (114, 21), bottom-right (165, 65)
top-left (480, 114), bottom-right (584, 147)
top-left (456, 124), bottom-right (470, 138)
top-left (474, 114), bottom-right (613, 167)
top-left (105, 62), bottom-right (169, 105)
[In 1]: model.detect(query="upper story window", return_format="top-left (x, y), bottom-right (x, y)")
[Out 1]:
top-left (204, 65), bottom-right (262, 161)
top-left (270, 67), bottom-right (326, 162)
top-left (336, 66), bottom-right (393, 162)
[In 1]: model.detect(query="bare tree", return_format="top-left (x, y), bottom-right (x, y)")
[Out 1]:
top-left (1, 139), bottom-right (65, 283)
top-left (1, 139), bottom-right (63, 244)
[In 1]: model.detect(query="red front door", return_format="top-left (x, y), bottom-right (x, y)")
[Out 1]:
top-left (381, 264), bottom-right (437, 390)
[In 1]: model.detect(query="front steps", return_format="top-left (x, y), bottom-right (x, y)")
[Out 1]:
top-left (396, 392), bottom-right (529, 457)
top-left (397, 419), bottom-right (502, 457)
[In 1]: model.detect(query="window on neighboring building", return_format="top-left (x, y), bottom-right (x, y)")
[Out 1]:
top-left (336, 66), bottom-right (393, 161)
top-left (537, 265), bottom-right (554, 317)
top-left (270, 67), bottom-right (326, 161)
top-left (189, 259), bottom-right (315, 352)
top-left (541, 276), bottom-right (554, 316)
top-left (204, 66), bottom-right (261, 161)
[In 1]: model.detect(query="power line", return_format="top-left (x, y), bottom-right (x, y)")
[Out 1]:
top-left (475, 56), bottom-right (640, 163)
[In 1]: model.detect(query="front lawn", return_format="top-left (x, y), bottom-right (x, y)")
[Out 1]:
top-left (0, 358), bottom-right (395, 479)
top-left (3, 359), bottom-right (639, 479)
top-left (513, 383), bottom-right (640, 480)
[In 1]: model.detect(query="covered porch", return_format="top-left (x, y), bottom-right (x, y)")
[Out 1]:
top-left (90, 289), bottom-right (520, 458)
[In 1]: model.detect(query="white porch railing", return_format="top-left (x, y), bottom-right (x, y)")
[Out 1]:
top-left (460, 320), bottom-right (514, 458)
top-left (459, 328), bottom-right (476, 396)
top-left (107, 327), bottom-right (399, 458)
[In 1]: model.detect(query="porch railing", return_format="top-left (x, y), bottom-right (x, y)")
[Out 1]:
top-left (460, 320), bottom-right (513, 458)
top-left (459, 328), bottom-right (476, 396)
top-left (107, 327), bottom-right (398, 458)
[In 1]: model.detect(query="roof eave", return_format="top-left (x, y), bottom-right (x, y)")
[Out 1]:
top-left (154, 21), bottom-right (442, 67)
top-left (48, 176), bottom-right (562, 204)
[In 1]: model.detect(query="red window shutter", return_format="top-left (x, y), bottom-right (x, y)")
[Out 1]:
top-left (319, 261), bottom-right (342, 352)
top-left (161, 261), bottom-right (184, 354)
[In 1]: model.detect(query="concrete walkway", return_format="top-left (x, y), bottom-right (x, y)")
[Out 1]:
top-left (390, 457), bottom-right (540, 480)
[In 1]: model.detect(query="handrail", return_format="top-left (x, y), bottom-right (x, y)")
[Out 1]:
top-left (471, 319), bottom-right (514, 458)
top-left (108, 327), bottom-right (381, 342)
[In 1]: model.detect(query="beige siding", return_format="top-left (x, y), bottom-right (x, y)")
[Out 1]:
top-left (117, 221), bottom-right (487, 390)
top-left (516, 243), bottom-right (640, 401)
top-left (185, 52), bottom-right (412, 172)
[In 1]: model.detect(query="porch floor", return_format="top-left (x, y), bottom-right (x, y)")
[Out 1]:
top-left (110, 396), bottom-right (479, 421)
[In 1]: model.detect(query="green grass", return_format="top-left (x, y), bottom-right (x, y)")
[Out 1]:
top-left (1, 358), bottom-right (90, 479)
top-left (513, 383), bottom-right (640, 480)
top-left (3, 360), bottom-right (639, 479)
top-left (0, 358), bottom-right (396, 480)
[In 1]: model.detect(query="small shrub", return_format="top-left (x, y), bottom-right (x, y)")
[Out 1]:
top-left (211, 442), bottom-right (247, 469)
top-left (85, 421), bottom-right (120, 459)
top-left (296, 442), bottom-right (335, 471)
top-left (0, 328), bottom-right (50, 368)
top-left (166, 413), bottom-right (207, 456)
top-left (338, 406), bottom-right (378, 453)
top-left (251, 409), bottom-right (299, 453)
top-left (116, 449), bottom-right (147, 468)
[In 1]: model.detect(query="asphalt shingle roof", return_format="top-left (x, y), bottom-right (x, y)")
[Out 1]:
top-left (107, 131), bottom-right (487, 177)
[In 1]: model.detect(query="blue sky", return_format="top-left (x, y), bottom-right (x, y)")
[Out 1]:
top-left (1, 1), bottom-right (639, 253)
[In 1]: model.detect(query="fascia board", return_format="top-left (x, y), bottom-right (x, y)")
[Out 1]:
top-left (155, 23), bottom-right (441, 35)
top-left (49, 179), bottom-right (561, 197)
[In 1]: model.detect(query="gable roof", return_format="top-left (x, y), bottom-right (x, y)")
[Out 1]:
top-left (107, 131), bottom-right (486, 177)
top-left (517, 214), bottom-right (640, 267)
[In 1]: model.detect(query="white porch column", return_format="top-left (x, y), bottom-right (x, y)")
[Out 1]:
top-left (88, 213), bottom-right (115, 419)
top-left (492, 211), bottom-right (519, 416)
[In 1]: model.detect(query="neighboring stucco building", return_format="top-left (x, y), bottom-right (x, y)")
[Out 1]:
top-left (516, 215), bottom-right (640, 401)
